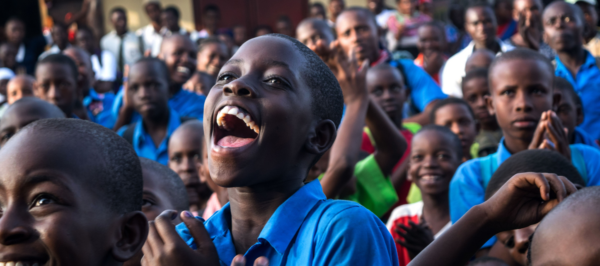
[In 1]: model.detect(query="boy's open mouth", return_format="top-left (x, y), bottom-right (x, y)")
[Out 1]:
top-left (214, 105), bottom-right (259, 148)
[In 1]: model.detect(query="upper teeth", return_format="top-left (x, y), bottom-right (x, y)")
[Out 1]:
top-left (177, 66), bottom-right (190, 74)
top-left (0, 262), bottom-right (40, 266)
top-left (216, 105), bottom-right (259, 134)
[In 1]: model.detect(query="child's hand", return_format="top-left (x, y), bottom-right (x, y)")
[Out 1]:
top-left (480, 172), bottom-right (577, 232)
top-left (121, 64), bottom-right (134, 111)
top-left (529, 111), bottom-right (571, 160)
top-left (422, 51), bottom-right (445, 77)
top-left (394, 220), bottom-right (434, 259)
top-left (327, 41), bottom-right (369, 104)
top-left (141, 210), bottom-right (220, 266)
top-left (307, 39), bottom-right (334, 64)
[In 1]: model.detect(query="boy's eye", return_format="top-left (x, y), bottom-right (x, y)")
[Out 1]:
top-left (142, 199), bottom-right (155, 208)
top-left (500, 89), bottom-right (515, 96)
top-left (32, 195), bottom-right (56, 208)
top-left (218, 74), bottom-right (236, 82)
top-left (266, 77), bottom-right (282, 85)
top-left (411, 154), bottom-right (424, 161)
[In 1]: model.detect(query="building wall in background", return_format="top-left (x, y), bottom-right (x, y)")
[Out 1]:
top-left (102, 0), bottom-right (195, 34)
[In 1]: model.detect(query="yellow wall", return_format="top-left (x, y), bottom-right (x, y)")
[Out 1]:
top-left (102, 0), bottom-right (195, 34)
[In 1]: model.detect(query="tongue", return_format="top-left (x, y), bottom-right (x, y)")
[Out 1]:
top-left (217, 136), bottom-right (254, 147)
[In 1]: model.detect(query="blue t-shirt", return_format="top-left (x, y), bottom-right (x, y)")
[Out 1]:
top-left (117, 108), bottom-right (183, 165)
top-left (388, 59), bottom-right (448, 112)
top-left (176, 180), bottom-right (399, 266)
top-left (84, 88), bottom-right (116, 128)
top-left (450, 139), bottom-right (600, 247)
top-left (574, 127), bottom-right (599, 148)
top-left (112, 87), bottom-right (206, 123)
top-left (555, 51), bottom-right (600, 142)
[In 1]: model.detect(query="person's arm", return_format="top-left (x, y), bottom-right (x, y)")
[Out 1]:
top-left (410, 173), bottom-right (577, 266)
top-left (403, 99), bottom-right (439, 125)
top-left (396, 60), bottom-right (447, 125)
top-left (320, 43), bottom-right (370, 199)
top-left (113, 65), bottom-right (134, 131)
top-left (366, 98), bottom-right (407, 176)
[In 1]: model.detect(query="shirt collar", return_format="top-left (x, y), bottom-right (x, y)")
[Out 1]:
top-left (555, 50), bottom-right (595, 74)
top-left (133, 107), bottom-right (181, 147)
top-left (205, 180), bottom-right (327, 258)
top-left (371, 49), bottom-right (390, 67)
top-left (495, 138), bottom-right (513, 165)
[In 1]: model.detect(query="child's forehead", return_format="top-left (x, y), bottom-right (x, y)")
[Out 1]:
top-left (230, 37), bottom-right (304, 70)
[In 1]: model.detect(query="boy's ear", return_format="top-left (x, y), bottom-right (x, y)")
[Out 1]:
top-left (304, 119), bottom-right (337, 155)
top-left (111, 211), bottom-right (149, 262)
top-left (485, 94), bottom-right (495, 116)
top-left (576, 106), bottom-right (584, 126)
top-left (552, 91), bottom-right (561, 112)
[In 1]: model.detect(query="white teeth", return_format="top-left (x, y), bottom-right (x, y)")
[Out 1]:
top-left (6, 262), bottom-right (14, 266)
top-left (177, 66), bottom-right (190, 74)
top-left (216, 105), bottom-right (260, 134)
top-left (15, 262), bottom-right (23, 266)
top-left (0, 262), bottom-right (5, 266)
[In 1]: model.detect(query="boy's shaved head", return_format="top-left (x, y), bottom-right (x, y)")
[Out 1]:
top-left (139, 158), bottom-right (189, 211)
top-left (531, 186), bottom-right (600, 265)
top-left (14, 119), bottom-right (143, 213)
top-left (268, 34), bottom-right (344, 127)
top-left (485, 149), bottom-right (585, 200)
top-left (489, 48), bottom-right (554, 87)
top-left (3, 97), bottom-right (65, 119)
top-left (296, 18), bottom-right (335, 46)
top-left (37, 53), bottom-right (79, 82)
top-left (465, 49), bottom-right (495, 72)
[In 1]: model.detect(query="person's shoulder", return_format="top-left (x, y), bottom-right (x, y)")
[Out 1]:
top-left (388, 201), bottom-right (424, 223)
top-left (312, 200), bottom-right (380, 227)
top-left (572, 143), bottom-right (600, 157)
top-left (453, 157), bottom-right (484, 179)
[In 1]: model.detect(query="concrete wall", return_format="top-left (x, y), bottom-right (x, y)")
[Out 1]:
top-left (102, 0), bottom-right (195, 34)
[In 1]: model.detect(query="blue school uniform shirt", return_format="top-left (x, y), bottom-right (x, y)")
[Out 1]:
top-left (84, 88), bottom-right (116, 128)
top-left (574, 127), bottom-right (599, 148)
top-left (117, 108), bottom-right (182, 165)
top-left (449, 139), bottom-right (600, 248)
top-left (388, 59), bottom-right (448, 112)
top-left (112, 87), bottom-right (206, 122)
top-left (176, 180), bottom-right (399, 266)
top-left (555, 50), bottom-right (600, 142)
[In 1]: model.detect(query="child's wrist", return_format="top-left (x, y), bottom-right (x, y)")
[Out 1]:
top-left (467, 204), bottom-right (500, 237)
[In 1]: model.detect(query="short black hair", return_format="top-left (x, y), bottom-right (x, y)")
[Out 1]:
top-left (254, 25), bottom-right (273, 35)
top-left (5, 16), bottom-right (25, 26)
top-left (132, 57), bottom-right (170, 83)
top-left (554, 76), bottom-right (582, 108)
top-left (310, 2), bottom-right (325, 10)
top-left (203, 4), bottom-right (220, 15)
top-left (296, 18), bottom-right (335, 42)
top-left (266, 34), bottom-right (344, 128)
top-left (22, 119), bottom-right (143, 214)
top-left (489, 48), bottom-right (555, 87)
top-left (339, 7), bottom-right (378, 29)
top-left (198, 37), bottom-right (226, 54)
top-left (110, 6), bottom-right (127, 16)
top-left (278, 15), bottom-right (292, 24)
top-left (462, 67), bottom-right (489, 90)
top-left (415, 125), bottom-right (464, 159)
top-left (163, 5), bottom-right (180, 19)
top-left (484, 149), bottom-right (585, 200)
top-left (37, 53), bottom-right (79, 82)
top-left (419, 21), bottom-right (446, 37)
top-left (468, 256), bottom-right (509, 266)
top-left (466, 1), bottom-right (494, 11)
top-left (139, 157), bottom-right (189, 211)
top-left (430, 97), bottom-right (476, 123)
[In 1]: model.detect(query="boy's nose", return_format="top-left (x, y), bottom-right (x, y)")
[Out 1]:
top-left (514, 226), bottom-right (535, 254)
top-left (0, 207), bottom-right (35, 246)
top-left (224, 78), bottom-right (256, 98)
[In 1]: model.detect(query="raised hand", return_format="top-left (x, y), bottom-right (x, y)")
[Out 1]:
top-left (529, 111), bottom-right (571, 160)
top-left (327, 41), bottom-right (369, 104)
top-left (141, 210), bottom-right (220, 266)
top-left (394, 220), bottom-right (434, 259)
top-left (121, 64), bottom-right (134, 111)
top-left (480, 172), bottom-right (577, 232)
top-left (422, 51), bottom-right (445, 77)
top-left (230, 255), bottom-right (269, 266)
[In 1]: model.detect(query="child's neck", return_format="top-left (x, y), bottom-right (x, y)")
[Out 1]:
top-left (143, 109), bottom-right (170, 146)
top-left (481, 120), bottom-right (500, 132)
top-left (421, 191), bottom-right (450, 235)
top-left (227, 178), bottom-right (304, 254)
top-left (503, 133), bottom-right (531, 155)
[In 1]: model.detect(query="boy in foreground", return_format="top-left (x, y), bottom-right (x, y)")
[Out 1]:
top-left (0, 97), bottom-right (65, 147)
top-left (0, 119), bottom-right (148, 265)
top-left (141, 34), bottom-right (399, 265)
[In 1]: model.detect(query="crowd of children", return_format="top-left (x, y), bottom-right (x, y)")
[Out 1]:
top-left (1, 0), bottom-right (600, 265)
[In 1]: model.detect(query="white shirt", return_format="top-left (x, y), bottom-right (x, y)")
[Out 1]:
top-left (376, 9), bottom-right (395, 28)
top-left (38, 44), bottom-right (71, 61)
top-left (16, 44), bottom-right (25, 62)
top-left (150, 27), bottom-right (190, 57)
top-left (386, 201), bottom-right (452, 239)
top-left (100, 30), bottom-right (143, 71)
top-left (136, 24), bottom-right (162, 54)
top-left (440, 40), bottom-right (514, 98)
top-left (91, 50), bottom-right (117, 82)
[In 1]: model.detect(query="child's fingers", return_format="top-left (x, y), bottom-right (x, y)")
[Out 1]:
top-left (542, 173), bottom-right (566, 202)
top-left (529, 121), bottom-right (546, 149)
top-left (145, 221), bottom-right (163, 257)
top-left (231, 255), bottom-right (246, 266)
top-left (180, 211), bottom-right (216, 254)
top-left (559, 175), bottom-right (578, 196)
top-left (397, 240), bottom-right (422, 251)
top-left (154, 210), bottom-right (186, 245)
top-left (254, 256), bottom-right (269, 266)
top-left (512, 173), bottom-right (551, 201)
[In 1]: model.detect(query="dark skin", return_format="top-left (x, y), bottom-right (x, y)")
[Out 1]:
top-left (433, 104), bottom-right (477, 161)
top-left (51, 25), bottom-right (70, 51)
top-left (542, 2), bottom-right (586, 79)
top-left (6, 76), bottom-right (35, 105)
top-left (554, 87), bottom-right (583, 144)
top-left (464, 49), bottom-right (495, 72)
top-left (0, 44), bottom-right (18, 71)
top-left (329, 0), bottom-right (345, 23)
top-left (296, 20), bottom-right (335, 48)
top-left (4, 20), bottom-right (25, 46)
top-left (196, 43), bottom-right (229, 77)
top-left (200, 137), bottom-right (229, 208)
top-left (395, 130), bottom-right (461, 259)
top-left (486, 59), bottom-right (567, 158)
top-left (576, 2), bottom-right (598, 43)
top-left (111, 11), bottom-right (128, 36)
top-left (0, 98), bottom-right (65, 147)
top-left (0, 128), bottom-right (149, 266)
top-left (141, 36), bottom-right (337, 265)
top-left (310, 4), bottom-right (327, 20)
top-left (145, 3), bottom-right (162, 32)
top-left (202, 10), bottom-right (220, 37)
top-left (34, 63), bottom-right (80, 117)
top-left (367, 0), bottom-right (385, 15)
top-left (494, 223), bottom-right (538, 266)
top-left (161, 11), bottom-right (181, 33)
top-left (409, 172), bottom-right (577, 266)
top-left (328, 10), bottom-right (438, 125)
top-left (183, 71), bottom-right (216, 96)
top-left (168, 121), bottom-right (209, 213)
top-left (466, 6), bottom-right (501, 53)
top-left (494, 0), bottom-right (514, 26)
top-left (75, 29), bottom-right (114, 94)
top-left (64, 47), bottom-right (95, 120)
top-left (462, 76), bottom-right (500, 131)
top-left (510, 0), bottom-right (543, 51)
top-left (158, 35), bottom-right (197, 94)
top-left (416, 25), bottom-right (446, 79)
top-left (319, 46), bottom-right (407, 199)
top-left (128, 62), bottom-right (171, 148)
